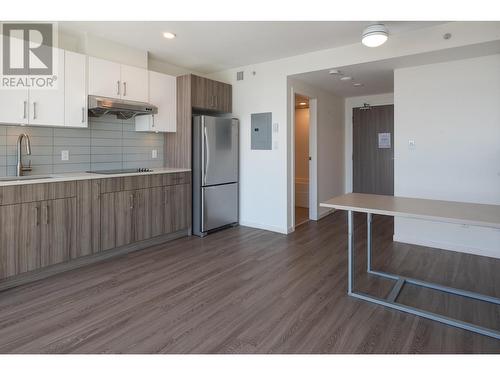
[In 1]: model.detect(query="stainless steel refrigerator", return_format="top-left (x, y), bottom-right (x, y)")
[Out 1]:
top-left (192, 115), bottom-right (239, 237)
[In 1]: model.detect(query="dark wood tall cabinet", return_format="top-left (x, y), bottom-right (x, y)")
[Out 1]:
top-left (164, 74), bottom-right (232, 169)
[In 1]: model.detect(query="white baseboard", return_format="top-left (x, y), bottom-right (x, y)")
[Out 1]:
top-left (393, 234), bottom-right (500, 259)
top-left (239, 220), bottom-right (289, 235)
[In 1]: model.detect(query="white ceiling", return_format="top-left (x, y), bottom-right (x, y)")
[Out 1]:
top-left (292, 40), bottom-right (500, 97)
top-left (59, 21), bottom-right (444, 74)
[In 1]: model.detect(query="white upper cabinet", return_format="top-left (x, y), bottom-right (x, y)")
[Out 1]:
top-left (136, 71), bottom-right (176, 132)
top-left (0, 88), bottom-right (29, 125)
top-left (64, 51), bottom-right (87, 128)
top-left (120, 65), bottom-right (148, 102)
top-left (88, 57), bottom-right (148, 102)
top-left (88, 57), bottom-right (121, 99)
top-left (28, 48), bottom-right (65, 126)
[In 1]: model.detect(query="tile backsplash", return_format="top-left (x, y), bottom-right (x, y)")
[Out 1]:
top-left (0, 115), bottom-right (164, 177)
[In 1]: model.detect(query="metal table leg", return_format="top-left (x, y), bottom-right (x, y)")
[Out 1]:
top-left (347, 212), bottom-right (500, 340)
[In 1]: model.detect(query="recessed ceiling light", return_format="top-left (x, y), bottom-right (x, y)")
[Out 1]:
top-left (163, 32), bottom-right (176, 39)
top-left (362, 24), bottom-right (388, 47)
top-left (329, 69), bottom-right (342, 75)
top-left (353, 83), bottom-right (363, 87)
top-left (299, 102), bottom-right (307, 105)
top-left (340, 76), bottom-right (352, 81)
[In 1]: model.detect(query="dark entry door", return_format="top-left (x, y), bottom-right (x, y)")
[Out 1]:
top-left (353, 104), bottom-right (394, 195)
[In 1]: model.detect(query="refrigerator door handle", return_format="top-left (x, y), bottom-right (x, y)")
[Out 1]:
top-left (203, 125), bottom-right (210, 185)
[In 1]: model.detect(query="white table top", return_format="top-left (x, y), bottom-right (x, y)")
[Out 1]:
top-left (320, 193), bottom-right (500, 229)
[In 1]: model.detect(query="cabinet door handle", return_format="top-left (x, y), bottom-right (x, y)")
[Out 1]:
top-left (45, 204), bottom-right (49, 225)
top-left (117, 80), bottom-right (121, 96)
top-left (123, 82), bottom-right (127, 97)
top-left (129, 193), bottom-right (134, 209)
top-left (81, 107), bottom-right (85, 123)
top-left (23, 101), bottom-right (27, 119)
top-left (33, 102), bottom-right (37, 120)
top-left (35, 206), bottom-right (40, 226)
top-left (152, 114), bottom-right (155, 128)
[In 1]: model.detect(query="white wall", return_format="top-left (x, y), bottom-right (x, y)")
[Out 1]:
top-left (394, 54), bottom-right (500, 258)
top-left (208, 22), bottom-right (500, 234)
top-left (344, 93), bottom-right (394, 193)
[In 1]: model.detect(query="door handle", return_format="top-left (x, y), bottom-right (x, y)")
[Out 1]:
top-left (123, 82), bottom-right (127, 97)
top-left (152, 114), bottom-right (155, 128)
top-left (44, 204), bottom-right (49, 225)
top-left (117, 80), bottom-right (121, 96)
top-left (81, 107), bottom-right (85, 123)
top-left (23, 101), bottom-right (27, 119)
top-left (35, 206), bottom-right (40, 226)
top-left (33, 102), bottom-right (37, 120)
top-left (129, 193), bottom-right (134, 209)
top-left (203, 125), bottom-right (210, 185)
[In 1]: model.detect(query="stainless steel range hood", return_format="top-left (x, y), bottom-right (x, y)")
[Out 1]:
top-left (88, 95), bottom-right (158, 120)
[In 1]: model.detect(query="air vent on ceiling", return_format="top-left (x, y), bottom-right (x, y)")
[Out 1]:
top-left (236, 71), bottom-right (244, 81)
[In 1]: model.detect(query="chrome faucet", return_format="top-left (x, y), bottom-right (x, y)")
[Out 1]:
top-left (16, 133), bottom-right (32, 176)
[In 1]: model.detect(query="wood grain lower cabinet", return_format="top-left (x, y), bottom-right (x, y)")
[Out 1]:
top-left (0, 174), bottom-right (190, 282)
top-left (100, 183), bottom-right (190, 251)
top-left (40, 198), bottom-right (76, 268)
top-left (100, 190), bottom-right (134, 251)
top-left (166, 184), bottom-right (190, 233)
top-left (0, 202), bottom-right (39, 278)
top-left (0, 198), bottom-right (76, 279)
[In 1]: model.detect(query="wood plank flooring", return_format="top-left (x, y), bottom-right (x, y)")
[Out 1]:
top-left (0, 211), bottom-right (498, 353)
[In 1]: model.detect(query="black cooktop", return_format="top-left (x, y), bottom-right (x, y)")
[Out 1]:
top-left (87, 168), bottom-right (153, 175)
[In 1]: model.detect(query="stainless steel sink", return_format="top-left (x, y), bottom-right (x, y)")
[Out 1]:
top-left (0, 175), bottom-right (53, 182)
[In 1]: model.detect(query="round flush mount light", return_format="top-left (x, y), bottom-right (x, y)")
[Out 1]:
top-left (353, 83), bottom-right (363, 87)
top-left (299, 102), bottom-right (307, 105)
top-left (340, 76), bottom-right (352, 81)
top-left (329, 69), bottom-right (342, 75)
top-left (163, 32), bottom-right (177, 39)
top-left (362, 24), bottom-right (388, 47)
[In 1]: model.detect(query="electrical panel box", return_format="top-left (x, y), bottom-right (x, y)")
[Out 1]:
top-left (251, 112), bottom-right (272, 150)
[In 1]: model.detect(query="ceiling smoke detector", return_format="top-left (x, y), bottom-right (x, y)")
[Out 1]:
top-left (362, 24), bottom-right (388, 47)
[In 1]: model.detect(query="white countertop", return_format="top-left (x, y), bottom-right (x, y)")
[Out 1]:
top-left (321, 193), bottom-right (500, 229)
top-left (0, 168), bottom-right (191, 187)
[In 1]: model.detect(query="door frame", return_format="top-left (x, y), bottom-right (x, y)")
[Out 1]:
top-left (289, 87), bottom-right (318, 231)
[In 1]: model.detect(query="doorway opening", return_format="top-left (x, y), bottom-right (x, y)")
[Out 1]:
top-left (294, 94), bottom-right (311, 226)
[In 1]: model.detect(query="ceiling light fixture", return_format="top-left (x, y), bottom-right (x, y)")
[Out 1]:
top-left (299, 102), bottom-right (307, 105)
top-left (163, 32), bottom-right (176, 39)
top-left (361, 24), bottom-right (388, 47)
top-left (329, 69), bottom-right (342, 75)
top-left (340, 76), bottom-right (352, 81)
top-left (353, 83), bottom-right (363, 87)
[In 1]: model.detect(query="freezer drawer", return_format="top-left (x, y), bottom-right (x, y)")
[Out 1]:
top-left (202, 183), bottom-right (238, 232)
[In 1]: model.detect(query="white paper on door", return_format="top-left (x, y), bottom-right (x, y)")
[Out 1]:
top-left (378, 133), bottom-right (391, 149)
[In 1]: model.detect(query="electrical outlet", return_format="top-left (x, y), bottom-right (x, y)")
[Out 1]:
top-left (61, 150), bottom-right (69, 161)
top-left (152, 149), bottom-right (158, 159)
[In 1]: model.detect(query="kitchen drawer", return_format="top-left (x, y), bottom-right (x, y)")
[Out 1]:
top-left (100, 173), bottom-right (190, 193)
top-left (0, 181), bottom-right (76, 206)
top-left (163, 172), bottom-right (191, 186)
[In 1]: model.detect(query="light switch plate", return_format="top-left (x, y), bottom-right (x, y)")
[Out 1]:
top-left (61, 150), bottom-right (69, 161)
top-left (152, 149), bottom-right (158, 159)
top-left (273, 123), bottom-right (279, 133)
top-left (408, 140), bottom-right (416, 150)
